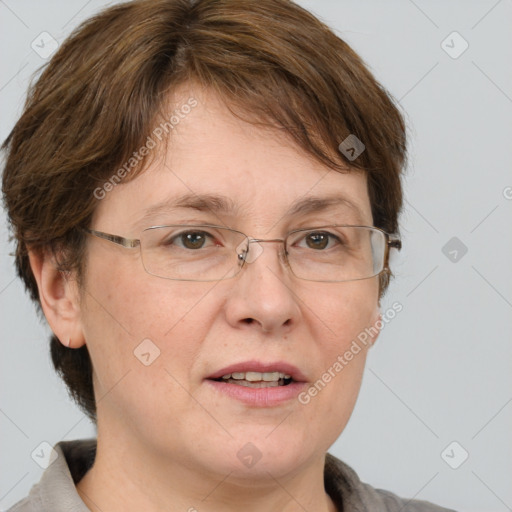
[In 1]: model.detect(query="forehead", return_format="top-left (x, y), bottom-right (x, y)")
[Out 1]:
top-left (92, 88), bottom-right (372, 230)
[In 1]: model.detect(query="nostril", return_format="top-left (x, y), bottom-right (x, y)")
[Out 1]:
top-left (243, 318), bottom-right (254, 325)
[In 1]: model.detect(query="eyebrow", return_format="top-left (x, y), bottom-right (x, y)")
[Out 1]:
top-left (137, 194), bottom-right (240, 226)
top-left (137, 193), bottom-right (367, 226)
top-left (286, 195), bottom-right (366, 221)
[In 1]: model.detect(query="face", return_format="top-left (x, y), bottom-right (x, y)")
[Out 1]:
top-left (76, 85), bottom-right (381, 481)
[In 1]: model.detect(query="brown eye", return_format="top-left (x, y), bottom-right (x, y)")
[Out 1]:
top-left (181, 232), bottom-right (207, 249)
top-left (163, 231), bottom-right (216, 250)
top-left (305, 232), bottom-right (331, 250)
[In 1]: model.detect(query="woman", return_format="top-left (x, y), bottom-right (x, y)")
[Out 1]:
top-left (2, 0), bottom-right (455, 510)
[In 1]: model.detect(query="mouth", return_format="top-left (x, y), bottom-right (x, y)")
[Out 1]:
top-left (212, 371), bottom-right (294, 388)
top-left (205, 361), bottom-right (307, 406)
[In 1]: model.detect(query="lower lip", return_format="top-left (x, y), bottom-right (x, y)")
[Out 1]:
top-left (205, 379), bottom-right (307, 407)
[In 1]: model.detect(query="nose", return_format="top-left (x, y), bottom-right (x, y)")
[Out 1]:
top-left (223, 240), bottom-right (301, 334)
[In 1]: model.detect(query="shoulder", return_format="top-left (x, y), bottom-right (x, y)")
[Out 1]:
top-left (6, 439), bottom-right (96, 512)
top-left (325, 453), bottom-right (458, 512)
top-left (6, 496), bottom-right (37, 512)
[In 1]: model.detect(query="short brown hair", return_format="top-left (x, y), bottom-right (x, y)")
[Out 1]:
top-left (2, 0), bottom-right (407, 423)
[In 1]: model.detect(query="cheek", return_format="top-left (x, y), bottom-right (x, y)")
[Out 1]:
top-left (82, 246), bottom-right (220, 338)
top-left (80, 262), bottom-right (226, 447)
top-left (301, 278), bottom-right (379, 347)
top-left (297, 280), bottom-right (378, 430)
top-left (79, 252), bottom-right (219, 400)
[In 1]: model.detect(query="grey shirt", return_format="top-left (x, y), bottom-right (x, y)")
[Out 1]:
top-left (8, 439), bottom-right (457, 511)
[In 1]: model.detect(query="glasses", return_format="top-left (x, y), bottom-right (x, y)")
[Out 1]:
top-left (83, 224), bottom-right (401, 283)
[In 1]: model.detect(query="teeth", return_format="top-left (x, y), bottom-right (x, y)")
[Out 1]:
top-left (249, 371), bottom-right (279, 382)
top-left (221, 371), bottom-right (291, 382)
top-left (234, 380), bottom-right (280, 388)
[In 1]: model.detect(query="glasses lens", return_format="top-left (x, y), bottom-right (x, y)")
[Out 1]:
top-left (140, 225), bottom-right (248, 281)
top-left (137, 224), bottom-right (392, 282)
top-left (286, 226), bottom-right (387, 282)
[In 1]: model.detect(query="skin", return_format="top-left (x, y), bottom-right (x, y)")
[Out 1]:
top-left (30, 83), bottom-right (382, 512)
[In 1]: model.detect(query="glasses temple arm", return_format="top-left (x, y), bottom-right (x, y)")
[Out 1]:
top-left (83, 228), bottom-right (140, 248)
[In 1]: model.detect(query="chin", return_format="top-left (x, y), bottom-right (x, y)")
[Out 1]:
top-left (217, 427), bottom-right (316, 480)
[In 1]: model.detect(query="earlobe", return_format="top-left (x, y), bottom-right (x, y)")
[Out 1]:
top-left (28, 249), bottom-right (86, 349)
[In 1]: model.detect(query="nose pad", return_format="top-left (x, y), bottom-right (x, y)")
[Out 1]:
top-left (235, 239), bottom-right (264, 264)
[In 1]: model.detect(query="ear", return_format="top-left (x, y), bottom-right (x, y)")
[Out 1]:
top-left (28, 249), bottom-right (86, 349)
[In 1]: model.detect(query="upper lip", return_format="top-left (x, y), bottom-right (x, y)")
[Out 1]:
top-left (207, 360), bottom-right (307, 382)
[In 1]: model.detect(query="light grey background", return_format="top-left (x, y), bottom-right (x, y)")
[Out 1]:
top-left (1, 1), bottom-right (511, 511)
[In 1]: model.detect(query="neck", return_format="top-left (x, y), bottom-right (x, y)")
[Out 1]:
top-left (76, 427), bottom-right (338, 512)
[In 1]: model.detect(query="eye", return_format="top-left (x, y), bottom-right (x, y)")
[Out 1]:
top-left (298, 231), bottom-right (341, 250)
top-left (167, 230), bottom-right (217, 250)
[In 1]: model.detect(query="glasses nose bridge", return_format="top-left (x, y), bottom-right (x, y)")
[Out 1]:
top-left (243, 237), bottom-right (288, 266)
top-left (249, 237), bottom-right (285, 244)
